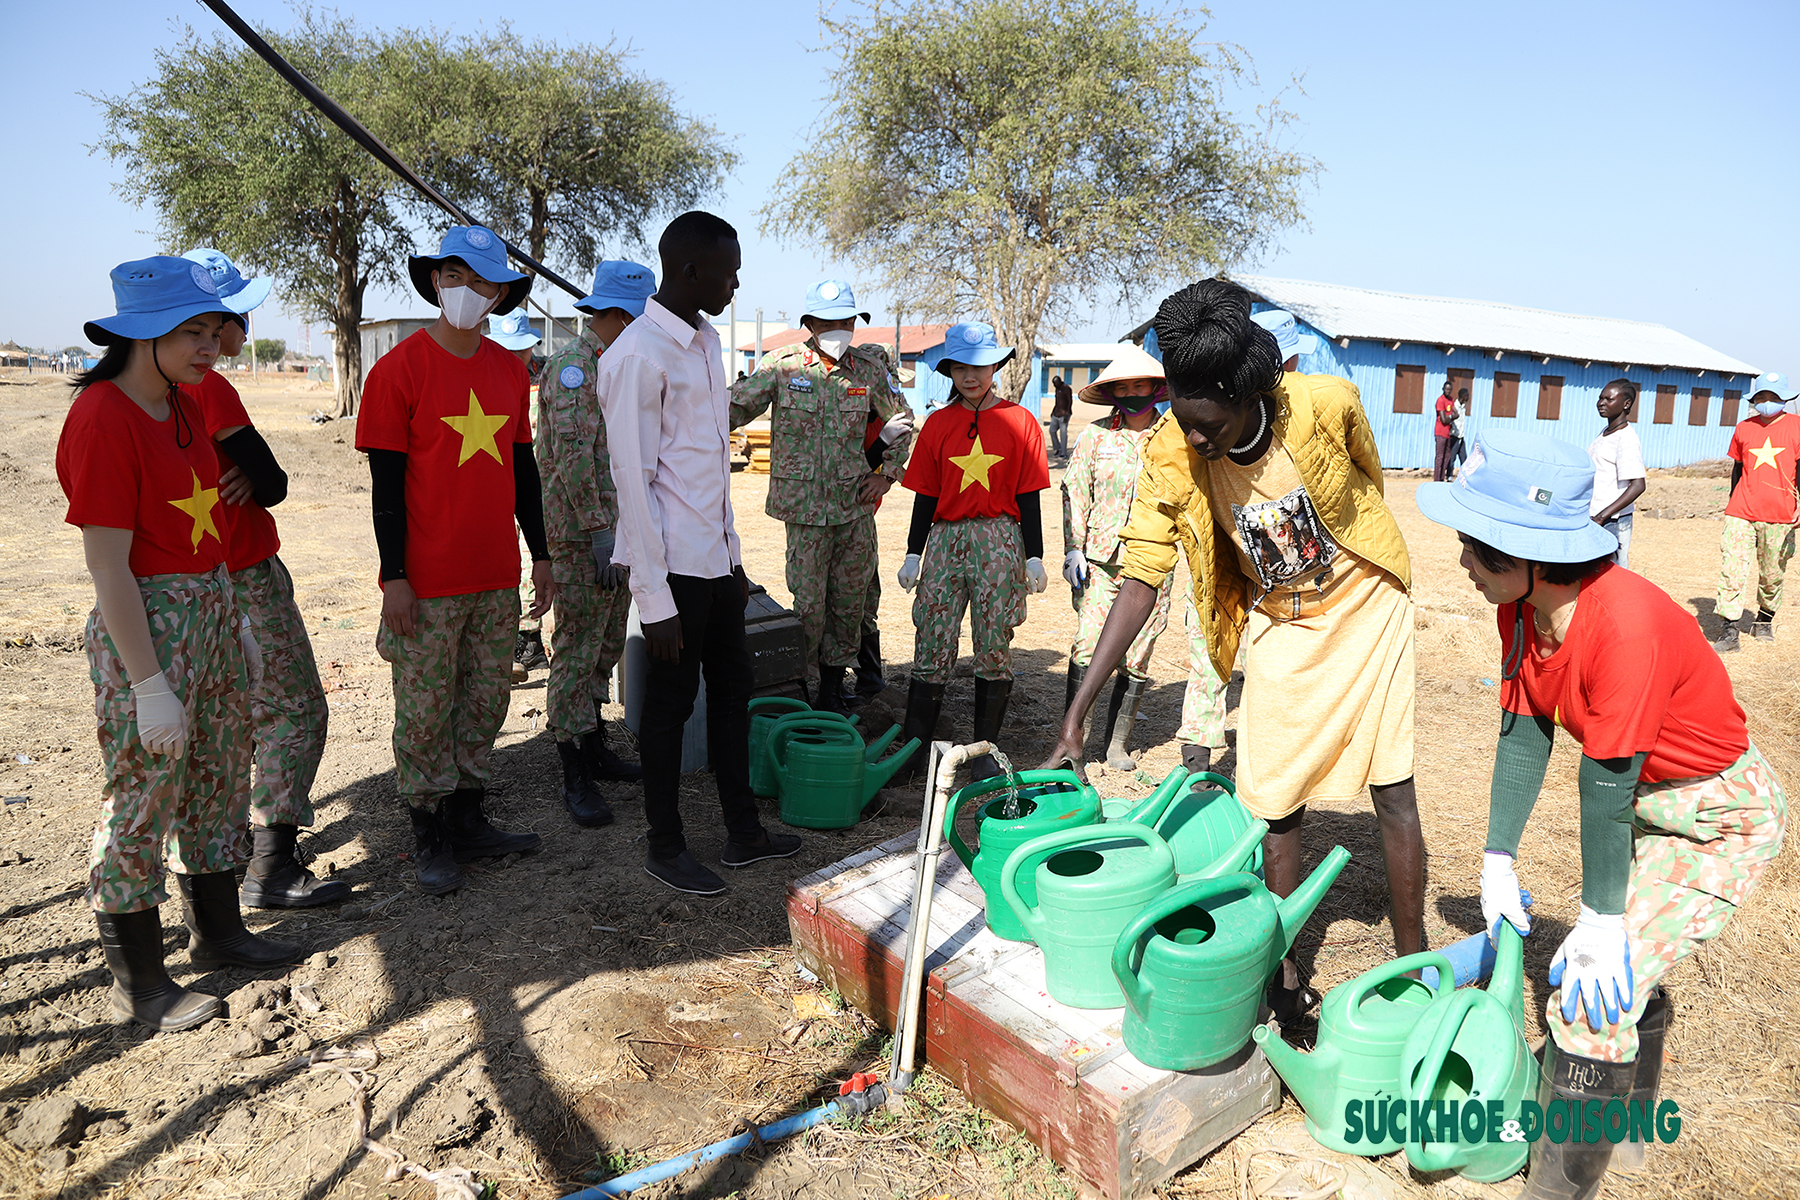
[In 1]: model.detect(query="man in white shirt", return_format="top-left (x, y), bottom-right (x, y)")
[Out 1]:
top-left (597, 211), bottom-right (802, 895)
top-left (1588, 378), bottom-right (1647, 569)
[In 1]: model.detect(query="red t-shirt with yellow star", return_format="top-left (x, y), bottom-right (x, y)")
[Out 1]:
top-left (185, 370), bottom-right (281, 572)
top-left (1724, 413), bottom-right (1800, 524)
top-left (57, 381), bottom-right (228, 576)
top-left (902, 399), bottom-right (1050, 520)
top-left (355, 330), bottom-right (531, 599)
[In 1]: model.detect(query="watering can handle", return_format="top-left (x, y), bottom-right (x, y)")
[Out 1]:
top-left (1405, 989), bottom-right (1481, 1169)
top-left (1191, 771), bottom-right (1237, 796)
top-left (998, 821), bottom-right (1171, 941)
top-left (943, 787), bottom-right (979, 870)
top-left (1340, 951), bottom-right (1460, 1026)
top-left (749, 697), bottom-right (811, 718)
top-left (1109, 871), bottom-right (1262, 1011)
top-left (942, 768), bottom-right (1089, 870)
top-left (763, 711), bottom-right (857, 781)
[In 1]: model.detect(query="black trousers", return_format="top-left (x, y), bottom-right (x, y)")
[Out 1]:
top-left (641, 572), bottom-right (762, 860)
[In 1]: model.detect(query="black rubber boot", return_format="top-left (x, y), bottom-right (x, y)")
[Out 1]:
top-left (1182, 743), bottom-right (1213, 781)
top-left (582, 724), bottom-right (641, 783)
top-left (557, 739), bottom-right (615, 828)
top-left (96, 909), bottom-right (222, 1032)
top-left (1521, 1038), bottom-right (1637, 1199)
top-left (1712, 613), bottom-right (1746, 653)
top-left (177, 872), bottom-right (304, 970)
top-left (816, 663), bottom-right (850, 716)
top-left (410, 804), bottom-right (464, 895)
top-left (443, 788), bottom-right (543, 861)
top-left (894, 678), bottom-right (947, 784)
top-left (966, 677), bottom-right (1013, 781)
top-left (1612, 988), bottom-right (1671, 1174)
top-left (1104, 674), bottom-right (1147, 771)
top-left (239, 824), bottom-right (351, 909)
top-left (853, 630), bottom-right (885, 697)
top-left (514, 629), bottom-right (548, 670)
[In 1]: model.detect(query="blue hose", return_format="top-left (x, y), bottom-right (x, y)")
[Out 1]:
top-left (1419, 888), bottom-right (1533, 990)
top-left (562, 1086), bottom-right (887, 1198)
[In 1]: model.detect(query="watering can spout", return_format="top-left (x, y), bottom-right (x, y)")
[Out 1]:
top-left (1275, 844), bottom-right (1351, 959)
top-left (862, 722), bottom-right (901, 760)
top-left (1490, 920), bottom-right (1526, 1028)
top-left (1250, 1023), bottom-right (1336, 1118)
top-left (862, 736), bottom-right (922, 803)
top-left (1121, 766), bottom-right (1190, 825)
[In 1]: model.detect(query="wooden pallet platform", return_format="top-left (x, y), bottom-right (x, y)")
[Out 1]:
top-left (787, 833), bottom-right (1278, 1199)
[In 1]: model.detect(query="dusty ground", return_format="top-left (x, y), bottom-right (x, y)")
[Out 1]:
top-left (0, 374), bottom-right (1793, 1200)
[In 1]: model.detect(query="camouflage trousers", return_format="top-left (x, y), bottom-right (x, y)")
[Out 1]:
top-left (1177, 590), bottom-right (1228, 749)
top-left (1549, 743), bottom-right (1787, 1061)
top-left (376, 587), bottom-right (519, 808)
top-left (547, 538), bottom-right (631, 741)
top-left (862, 550), bottom-right (881, 639)
top-left (787, 516), bottom-right (878, 669)
top-left (518, 533), bottom-right (543, 634)
top-left (913, 516), bottom-right (1027, 683)
top-left (233, 555), bottom-right (327, 828)
top-left (1070, 560), bottom-right (1172, 681)
top-left (85, 567), bottom-right (251, 913)
top-left (1716, 515), bottom-right (1797, 621)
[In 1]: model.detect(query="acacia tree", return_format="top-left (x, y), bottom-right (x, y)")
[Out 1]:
top-left (763, 0), bottom-right (1318, 399)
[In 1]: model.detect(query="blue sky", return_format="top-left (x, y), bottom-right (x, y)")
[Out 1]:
top-left (2, 1), bottom-right (1794, 371)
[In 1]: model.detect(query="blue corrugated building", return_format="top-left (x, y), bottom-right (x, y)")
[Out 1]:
top-left (1137, 276), bottom-right (1761, 469)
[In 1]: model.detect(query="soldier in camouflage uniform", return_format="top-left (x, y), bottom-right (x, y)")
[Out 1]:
top-left (1419, 428), bottom-right (1787, 1199)
top-left (536, 262), bottom-right (653, 827)
top-left (1062, 346), bottom-right (1175, 772)
top-left (729, 278), bottom-right (913, 712)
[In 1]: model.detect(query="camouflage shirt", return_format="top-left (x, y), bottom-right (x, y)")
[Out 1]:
top-left (1063, 415), bottom-right (1156, 564)
top-left (729, 340), bottom-right (914, 526)
top-left (536, 329), bottom-right (618, 540)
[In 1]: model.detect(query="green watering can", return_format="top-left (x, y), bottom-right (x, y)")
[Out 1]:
top-left (750, 698), bottom-right (837, 798)
top-left (946, 770), bottom-right (1102, 943)
top-left (1399, 923), bottom-right (1531, 1182)
top-left (1251, 948), bottom-right (1458, 1154)
top-left (1113, 845), bottom-right (1349, 1070)
top-left (1098, 765), bottom-right (1193, 821)
top-left (766, 713), bottom-right (916, 830)
top-left (1120, 769), bottom-right (1265, 878)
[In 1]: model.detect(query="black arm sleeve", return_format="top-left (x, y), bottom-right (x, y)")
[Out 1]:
top-left (368, 449), bottom-right (408, 582)
top-left (513, 444), bottom-right (550, 562)
top-left (906, 493), bottom-right (938, 556)
top-left (865, 439), bottom-right (886, 471)
top-left (1015, 491), bottom-right (1044, 560)
top-left (216, 427), bottom-right (288, 508)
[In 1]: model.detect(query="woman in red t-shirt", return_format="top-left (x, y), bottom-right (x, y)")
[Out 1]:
top-left (1418, 429), bottom-right (1786, 1199)
top-left (57, 258), bottom-right (302, 1034)
top-left (895, 321), bottom-right (1050, 780)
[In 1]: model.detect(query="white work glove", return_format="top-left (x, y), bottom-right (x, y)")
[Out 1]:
top-left (239, 617), bottom-right (263, 692)
top-left (877, 412), bottom-right (913, 446)
top-left (1480, 851), bottom-right (1532, 942)
top-left (1025, 557), bottom-right (1048, 594)
top-left (130, 670), bottom-right (187, 758)
top-left (1062, 549), bottom-right (1089, 589)
top-left (898, 553), bottom-right (922, 592)
top-left (590, 528), bottom-right (627, 589)
top-left (1549, 906), bottom-right (1633, 1031)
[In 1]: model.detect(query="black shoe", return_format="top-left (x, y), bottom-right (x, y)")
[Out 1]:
top-left (96, 909), bottom-right (222, 1032)
top-left (720, 830), bottom-right (803, 868)
top-left (1181, 743), bottom-right (1214, 781)
top-left (816, 663), bottom-right (850, 715)
top-left (853, 630), bottom-right (885, 697)
top-left (894, 679), bottom-right (947, 784)
top-left (514, 629), bottom-right (549, 671)
top-left (965, 676), bottom-right (1013, 781)
top-left (177, 872), bottom-right (305, 969)
top-left (583, 724), bottom-right (641, 783)
top-left (1103, 673), bottom-right (1147, 771)
top-left (410, 805), bottom-right (464, 894)
top-left (442, 788), bottom-right (543, 861)
top-left (1612, 988), bottom-right (1671, 1174)
top-left (239, 824), bottom-right (351, 908)
top-left (1712, 615), bottom-right (1745, 653)
top-left (1753, 619), bottom-right (1775, 642)
top-left (1521, 1038), bottom-right (1636, 1198)
top-left (645, 849), bottom-right (727, 895)
top-left (557, 740), bottom-right (615, 828)
top-left (1264, 962), bottom-right (1320, 1027)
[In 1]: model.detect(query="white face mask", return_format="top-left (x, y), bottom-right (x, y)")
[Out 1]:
top-left (439, 284), bottom-right (499, 330)
top-left (1755, 401), bottom-right (1787, 418)
top-left (815, 329), bottom-right (854, 361)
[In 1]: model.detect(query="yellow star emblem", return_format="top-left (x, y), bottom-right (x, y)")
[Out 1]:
top-left (167, 470), bottom-right (221, 550)
top-left (1748, 436), bottom-right (1785, 471)
top-left (949, 434), bottom-right (1005, 492)
top-left (441, 389), bottom-right (509, 466)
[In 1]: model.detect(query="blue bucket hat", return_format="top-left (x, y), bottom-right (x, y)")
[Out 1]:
top-left (408, 225), bottom-right (531, 315)
top-left (801, 278), bottom-right (869, 324)
top-left (1748, 371), bottom-right (1798, 402)
top-left (84, 256), bottom-right (234, 346)
top-left (575, 260), bottom-right (656, 318)
top-left (935, 321), bottom-right (1016, 375)
top-left (1251, 309), bottom-right (1300, 359)
top-left (180, 248), bottom-right (272, 319)
top-left (486, 309), bottom-right (540, 350)
top-left (1416, 429), bottom-right (1617, 563)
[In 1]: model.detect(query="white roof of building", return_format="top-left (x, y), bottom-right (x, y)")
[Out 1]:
top-left (1236, 275), bottom-right (1759, 377)
top-left (1043, 342), bottom-right (1131, 362)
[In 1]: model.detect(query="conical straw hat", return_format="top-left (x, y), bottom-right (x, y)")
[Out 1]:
top-left (1078, 344), bottom-right (1166, 404)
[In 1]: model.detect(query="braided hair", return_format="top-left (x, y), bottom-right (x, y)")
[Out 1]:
top-left (1153, 279), bottom-right (1283, 408)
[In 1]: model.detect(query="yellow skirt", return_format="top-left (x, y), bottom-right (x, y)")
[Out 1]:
top-left (1236, 562), bottom-right (1416, 820)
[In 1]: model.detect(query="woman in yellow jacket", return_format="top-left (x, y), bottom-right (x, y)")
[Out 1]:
top-left (1043, 279), bottom-right (1425, 1020)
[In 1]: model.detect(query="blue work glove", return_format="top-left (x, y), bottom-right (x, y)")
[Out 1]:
top-left (1062, 549), bottom-right (1089, 589)
top-left (1480, 851), bottom-right (1532, 942)
top-left (590, 528), bottom-right (627, 589)
top-left (1548, 905), bottom-right (1633, 1031)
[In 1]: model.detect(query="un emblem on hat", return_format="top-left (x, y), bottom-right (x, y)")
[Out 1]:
top-left (465, 227), bottom-right (492, 249)
top-left (190, 264), bottom-right (219, 295)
